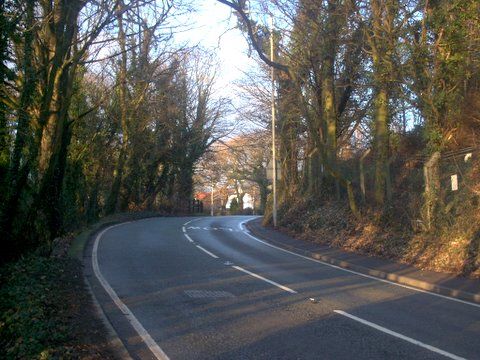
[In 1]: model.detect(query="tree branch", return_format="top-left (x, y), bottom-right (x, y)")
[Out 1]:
top-left (216, 0), bottom-right (290, 74)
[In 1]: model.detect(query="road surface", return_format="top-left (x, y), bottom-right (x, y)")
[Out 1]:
top-left (86, 216), bottom-right (480, 360)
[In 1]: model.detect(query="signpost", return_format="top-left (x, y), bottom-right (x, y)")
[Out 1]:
top-left (211, 184), bottom-right (214, 216)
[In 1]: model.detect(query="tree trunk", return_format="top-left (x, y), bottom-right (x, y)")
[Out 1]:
top-left (258, 181), bottom-right (268, 214)
top-left (86, 173), bottom-right (101, 222)
top-left (0, 1), bottom-right (9, 184)
top-left (369, 0), bottom-right (396, 206)
top-left (31, 0), bottom-right (83, 243)
top-left (34, 118), bottom-right (73, 242)
top-left (307, 147), bottom-right (322, 197)
top-left (106, 148), bottom-right (126, 214)
top-left (278, 78), bottom-right (299, 200)
top-left (322, 0), bottom-right (339, 199)
top-left (373, 86), bottom-right (390, 205)
top-left (106, 3), bottom-right (129, 214)
top-left (423, 152), bottom-right (441, 230)
top-left (37, 0), bottom-right (82, 178)
top-left (0, 0), bottom-right (36, 257)
top-left (8, 0), bottom-right (35, 184)
top-left (176, 163), bottom-right (194, 210)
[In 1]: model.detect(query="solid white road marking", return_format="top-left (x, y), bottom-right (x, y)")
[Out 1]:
top-left (196, 245), bottom-right (219, 259)
top-left (183, 218), bottom-right (202, 226)
top-left (239, 220), bottom-right (480, 309)
top-left (182, 219), bottom-right (203, 244)
top-left (184, 233), bottom-right (194, 243)
top-left (232, 265), bottom-right (298, 294)
top-left (334, 310), bottom-right (466, 360)
top-left (92, 224), bottom-right (170, 360)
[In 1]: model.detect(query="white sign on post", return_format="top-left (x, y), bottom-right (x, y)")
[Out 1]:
top-left (451, 174), bottom-right (458, 191)
top-left (266, 159), bottom-right (282, 181)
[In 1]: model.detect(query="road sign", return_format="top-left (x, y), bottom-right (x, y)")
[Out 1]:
top-left (266, 159), bottom-right (281, 181)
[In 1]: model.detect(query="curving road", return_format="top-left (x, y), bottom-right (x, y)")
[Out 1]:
top-left (85, 216), bottom-right (480, 360)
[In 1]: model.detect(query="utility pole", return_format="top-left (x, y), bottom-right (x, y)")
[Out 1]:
top-left (252, 187), bottom-right (256, 215)
top-left (211, 183), bottom-right (214, 216)
top-left (270, 16), bottom-right (277, 227)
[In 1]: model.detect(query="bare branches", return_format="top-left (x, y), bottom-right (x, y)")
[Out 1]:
top-left (216, 0), bottom-right (290, 74)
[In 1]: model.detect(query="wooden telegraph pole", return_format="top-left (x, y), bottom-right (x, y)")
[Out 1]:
top-left (270, 16), bottom-right (277, 227)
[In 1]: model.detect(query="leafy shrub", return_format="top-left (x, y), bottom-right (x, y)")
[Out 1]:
top-left (0, 256), bottom-right (72, 359)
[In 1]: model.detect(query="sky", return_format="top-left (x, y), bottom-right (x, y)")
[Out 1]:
top-left (85, 1), bottom-right (263, 133)
top-left (173, 1), bottom-right (259, 105)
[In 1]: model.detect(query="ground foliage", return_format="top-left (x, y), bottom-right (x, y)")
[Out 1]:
top-left (0, 254), bottom-right (114, 359)
top-left (269, 155), bottom-right (480, 277)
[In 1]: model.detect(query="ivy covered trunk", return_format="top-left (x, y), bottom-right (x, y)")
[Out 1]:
top-left (369, 0), bottom-right (397, 206)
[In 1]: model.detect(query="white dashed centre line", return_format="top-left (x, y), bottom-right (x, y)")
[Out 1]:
top-left (232, 265), bottom-right (298, 294)
top-left (196, 245), bottom-right (219, 259)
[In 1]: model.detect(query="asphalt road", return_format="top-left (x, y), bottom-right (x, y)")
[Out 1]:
top-left (86, 216), bottom-right (480, 360)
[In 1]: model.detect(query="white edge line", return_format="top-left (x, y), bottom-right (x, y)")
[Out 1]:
top-left (83, 275), bottom-right (133, 360)
top-left (333, 310), bottom-right (466, 360)
top-left (182, 217), bottom-right (205, 243)
top-left (183, 218), bottom-right (203, 226)
top-left (182, 218), bottom-right (203, 242)
top-left (196, 245), bottom-right (219, 259)
top-left (92, 223), bottom-right (170, 360)
top-left (239, 220), bottom-right (480, 309)
top-left (232, 265), bottom-right (297, 294)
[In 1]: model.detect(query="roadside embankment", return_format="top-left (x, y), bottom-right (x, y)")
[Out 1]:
top-left (0, 211), bottom-right (166, 359)
top-left (249, 210), bottom-right (480, 304)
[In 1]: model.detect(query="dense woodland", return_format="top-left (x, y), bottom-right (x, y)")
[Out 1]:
top-left (0, 0), bottom-right (229, 261)
top-left (214, 0), bottom-right (480, 275)
top-left (1, 0), bottom-right (479, 274)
